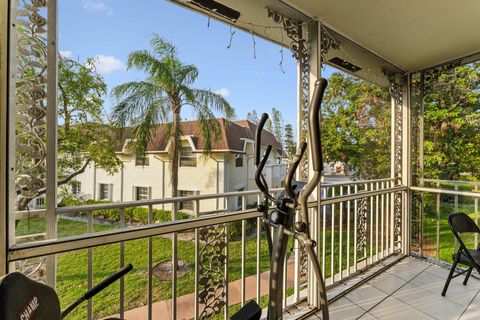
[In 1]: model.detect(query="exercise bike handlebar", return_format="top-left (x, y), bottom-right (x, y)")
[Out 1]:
top-left (61, 264), bottom-right (133, 319)
top-left (284, 141), bottom-right (307, 199)
top-left (84, 264), bottom-right (133, 300)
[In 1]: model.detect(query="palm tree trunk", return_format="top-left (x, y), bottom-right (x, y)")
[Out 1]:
top-left (171, 109), bottom-right (181, 198)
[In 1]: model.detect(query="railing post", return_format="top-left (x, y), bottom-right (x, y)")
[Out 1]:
top-left (194, 199), bottom-right (200, 319)
top-left (119, 208), bottom-right (125, 319)
top-left (436, 182), bottom-right (440, 260)
top-left (87, 210), bottom-right (93, 320)
top-left (172, 204), bottom-right (178, 320)
top-left (241, 195), bottom-right (246, 307)
top-left (45, 0), bottom-right (59, 288)
top-left (475, 184), bottom-right (479, 245)
top-left (147, 204), bottom-right (153, 320)
top-left (0, 0), bottom-right (8, 277)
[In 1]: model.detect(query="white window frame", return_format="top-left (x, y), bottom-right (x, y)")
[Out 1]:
top-left (180, 146), bottom-right (197, 167)
top-left (235, 155), bottom-right (243, 167)
top-left (178, 190), bottom-right (195, 210)
top-left (133, 186), bottom-right (151, 201)
top-left (71, 181), bottom-right (81, 195)
top-left (98, 183), bottom-right (112, 201)
top-left (135, 155), bottom-right (149, 166)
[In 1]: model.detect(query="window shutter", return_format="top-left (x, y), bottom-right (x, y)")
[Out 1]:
top-left (109, 184), bottom-right (113, 201)
top-left (148, 187), bottom-right (152, 200)
top-left (132, 186), bottom-right (136, 201)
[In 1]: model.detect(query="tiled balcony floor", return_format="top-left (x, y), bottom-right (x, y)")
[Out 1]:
top-left (302, 257), bottom-right (480, 320)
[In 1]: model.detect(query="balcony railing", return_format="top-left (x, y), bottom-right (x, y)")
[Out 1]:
top-left (10, 178), bottom-right (405, 319)
top-left (410, 179), bottom-right (480, 267)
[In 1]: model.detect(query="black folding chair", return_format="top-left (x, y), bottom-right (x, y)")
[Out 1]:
top-left (442, 212), bottom-right (480, 296)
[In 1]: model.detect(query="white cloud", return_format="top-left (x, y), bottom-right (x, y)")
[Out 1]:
top-left (83, 1), bottom-right (113, 15)
top-left (59, 50), bottom-right (72, 58)
top-left (91, 55), bottom-right (124, 74)
top-left (214, 88), bottom-right (230, 97)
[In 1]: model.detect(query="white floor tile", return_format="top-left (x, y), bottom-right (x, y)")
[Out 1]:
top-left (384, 258), bottom-right (429, 281)
top-left (328, 297), bottom-right (366, 320)
top-left (345, 283), bottom-right (388, 311)
top-left (408, 269), bottom-right (479, 306)
top-left (393, 282), bottom-right (466, 320)
top-left (368, 272), bottom-right (407, 295)
top-left (357, 312), bottom-right (378, 320)
top-left (369, 296), bottom-right (434, 320)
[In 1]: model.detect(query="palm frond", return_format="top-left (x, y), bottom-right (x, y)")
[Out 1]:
top-left (189, 88), bottom-right (236, 120)
top-left (127, 50), bottom-right (175, 87)
top-left (150, 34), bottom-right (177, 58)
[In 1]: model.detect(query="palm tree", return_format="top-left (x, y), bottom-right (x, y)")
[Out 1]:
top-left (111, 34), bottom-right (235, 197)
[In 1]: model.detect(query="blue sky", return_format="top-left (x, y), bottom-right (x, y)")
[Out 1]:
top-left (58, 0), bottom-right (334, 126)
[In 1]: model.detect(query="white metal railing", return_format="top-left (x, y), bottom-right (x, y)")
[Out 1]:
top-left (410, 179), bottom-right (480, 262)
top-left (10, 179), bottom-right (404, 319)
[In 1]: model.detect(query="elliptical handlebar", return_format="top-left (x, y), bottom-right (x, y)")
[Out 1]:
top-left (255, 113), bottom-right (270, 166)
top-left (255, 144), bottom-right (274, 200)
top-left (309, 78), bottom-right (327, 173)
top-left (284, 141), bottom-right (307, 199)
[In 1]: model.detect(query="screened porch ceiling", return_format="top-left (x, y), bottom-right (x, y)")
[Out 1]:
top-left (173, 0), bottom-right (480, 86)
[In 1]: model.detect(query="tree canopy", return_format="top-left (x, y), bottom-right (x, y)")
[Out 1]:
top-left (321, 72), bottom-right (391, 179)
top-left (422, 62), bottom-right (480, 180)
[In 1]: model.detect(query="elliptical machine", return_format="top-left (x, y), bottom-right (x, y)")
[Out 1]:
top-left (233, 78), bottom-right (329, 320)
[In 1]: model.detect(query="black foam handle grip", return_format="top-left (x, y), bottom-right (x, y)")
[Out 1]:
top-left (255, 113), bottom-right (269, 166)
top-left (83, 264), bottom-right (133, 300)
top-left (284, 141), bottom-right (307, 199)
top-left (255, 145), bottom-right (272, 195)
top-left (309, 78), bottom-right (328, 172)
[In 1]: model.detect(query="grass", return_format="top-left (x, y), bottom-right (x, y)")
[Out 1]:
top-left (421, 200), bottom-right (478, 263)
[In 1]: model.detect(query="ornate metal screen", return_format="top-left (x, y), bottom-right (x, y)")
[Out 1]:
top-left (14, 0), bottom-right (49, 211)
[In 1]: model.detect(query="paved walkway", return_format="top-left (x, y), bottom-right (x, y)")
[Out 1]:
top-left (122, 255), bottom-right (304, 320)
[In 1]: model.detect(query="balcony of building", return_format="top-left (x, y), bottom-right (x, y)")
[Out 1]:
top-left (1, 1), bottom-right (480, 320)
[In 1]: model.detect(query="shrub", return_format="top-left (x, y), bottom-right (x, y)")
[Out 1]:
top-left (59, 196), bottom-right (189, 224)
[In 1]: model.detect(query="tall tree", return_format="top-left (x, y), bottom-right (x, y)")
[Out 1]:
top-left (111, 34), bottom-right (235, 197)
top-left (247, 110), bottom-right (259, 124)
top-left (284, 124), bottom-right (296, 159)
top-left (321, 72), bottom-right (391, 179)
top-left (271, 107), bottom-right (284, 147)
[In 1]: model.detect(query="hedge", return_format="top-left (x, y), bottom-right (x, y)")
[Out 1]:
top-left (59, 197), bottom-right (189, 224)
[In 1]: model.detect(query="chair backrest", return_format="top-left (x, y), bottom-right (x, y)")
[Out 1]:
top-left (0, 272), bottom-right (61, 320)
top-left (448, 212), bottom-right (480, 251)
top-left (449, 212), bottom-right (480, 234)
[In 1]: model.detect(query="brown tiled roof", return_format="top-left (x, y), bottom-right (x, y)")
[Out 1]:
top-left (115, 118), bottom-right (283, 153)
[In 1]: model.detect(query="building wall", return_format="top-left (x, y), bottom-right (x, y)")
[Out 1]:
top-left (74, 145), bottom-right (286, 215)
top-left (75, 152), bottom-right (228, 214)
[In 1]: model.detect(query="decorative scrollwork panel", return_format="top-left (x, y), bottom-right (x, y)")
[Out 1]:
top-left (423, 61), bottom-right (461, 95)
top-left (14, 0), bottom-right (49, 209)
top-left (198, 225), bottom-right (227, 319)
top-left (411, 192), bottom-right (423, 250)
top-left (394, 192), bottom-right (402, 242)
top-left (356, 198), bottom-right (368, 256)
top-left (267, 8), bottom-right (311, 180)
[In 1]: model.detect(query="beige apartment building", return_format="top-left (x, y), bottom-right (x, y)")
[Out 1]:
top-left (72, 119), bottom-right (285, 213)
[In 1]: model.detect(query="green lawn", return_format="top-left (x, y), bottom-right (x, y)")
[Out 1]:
top-left (422, 201), bottom-right (478, 263)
